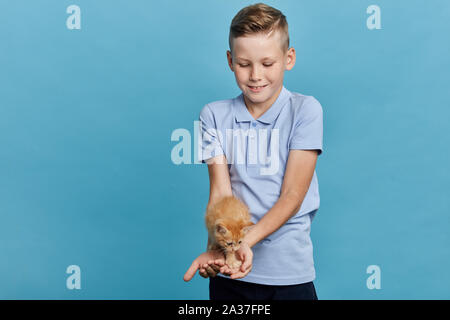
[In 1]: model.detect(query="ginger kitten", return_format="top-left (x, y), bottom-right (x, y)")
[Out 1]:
top-left (205, 196), bottom-right (254, 271)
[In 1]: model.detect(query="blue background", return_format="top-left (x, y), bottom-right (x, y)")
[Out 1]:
top-left (0, 0), bottom-right (449, 299)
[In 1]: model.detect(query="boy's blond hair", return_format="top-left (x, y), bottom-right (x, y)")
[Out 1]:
top-left (229, 3), bottom-right (289, 52)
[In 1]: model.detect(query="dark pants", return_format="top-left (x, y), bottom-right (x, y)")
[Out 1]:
top-left (209, 276), bottom-right (318, 300)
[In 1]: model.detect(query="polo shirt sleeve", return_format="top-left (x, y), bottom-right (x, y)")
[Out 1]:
top-left (198, 104), bottom-right (225, 163)
top-left (289, 96), bottom-right (323, 155)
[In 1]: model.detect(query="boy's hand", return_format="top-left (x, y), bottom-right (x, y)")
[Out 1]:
top-left (183, 250), bottom-right (225, 281)
top-left (219, 242), bottom-right (253, 279)
top-left (202, 259), bottom-right (226, 278)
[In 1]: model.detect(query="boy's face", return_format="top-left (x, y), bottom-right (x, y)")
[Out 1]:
top-left (227, 30), bottom-right (295, 108)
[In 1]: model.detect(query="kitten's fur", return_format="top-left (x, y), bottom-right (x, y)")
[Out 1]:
top-left (205, 196), bottom-right (254, 270)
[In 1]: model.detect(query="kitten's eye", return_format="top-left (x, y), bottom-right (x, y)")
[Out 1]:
top-left (238, 241), bottom-right (242, 244)
top-left (227, 242), bottom-right (232, 246)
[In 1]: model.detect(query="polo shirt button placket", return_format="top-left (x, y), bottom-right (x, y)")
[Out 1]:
top-left (247, 121), bottom-right (259, 175)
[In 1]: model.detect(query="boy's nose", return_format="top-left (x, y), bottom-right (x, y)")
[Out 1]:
top-left (250, 66), bottom-right (262, 81)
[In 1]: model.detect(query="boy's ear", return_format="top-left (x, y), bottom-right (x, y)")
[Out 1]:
top-left (226, 50), bottom-right (234, 72)
top-left (285, 47), bottom-right (296, 71)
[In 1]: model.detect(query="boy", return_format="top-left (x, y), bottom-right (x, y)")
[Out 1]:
top-left (184, 3), bottom-right (323, 300)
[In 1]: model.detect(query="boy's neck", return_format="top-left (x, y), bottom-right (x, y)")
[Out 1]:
top-left (243, 85), bottom-right (283, 120)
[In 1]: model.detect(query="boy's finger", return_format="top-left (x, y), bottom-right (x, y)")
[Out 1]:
top-left (240, 253), bottom-right (251, 269)
top-left (214, 259), bottom-right (225, 266)
top-left (206, 266), bottom-right (217, 277)
top-left (230, 271), bottom-right (244, 279)
top-left (239, 252), bottom-right (245, 261)
top-left (220, 266), bottom-right (231, 275)
top-left (183, 261), bottom-right (199, 282)
top-left (241, 260), bottom-right (251, 272)
top-left (199, 269), bottom-right (208, 278)
top-left (210, 263), bottom-right (221, 273)
top-left (230, 266), bottom-right (251, 279)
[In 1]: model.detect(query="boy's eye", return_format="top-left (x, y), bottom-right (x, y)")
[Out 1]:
top-left (237, 62), bottom-right (273, 67)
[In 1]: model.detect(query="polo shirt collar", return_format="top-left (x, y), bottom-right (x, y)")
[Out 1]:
top-left (234, 86), bottom-right (291, 124)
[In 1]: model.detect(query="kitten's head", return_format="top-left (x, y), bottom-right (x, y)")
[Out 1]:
top-left (214, 219), bottom-right (253, 253)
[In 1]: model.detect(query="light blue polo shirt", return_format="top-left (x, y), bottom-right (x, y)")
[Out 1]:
top-left (198, 86), bottom-right (323, 285)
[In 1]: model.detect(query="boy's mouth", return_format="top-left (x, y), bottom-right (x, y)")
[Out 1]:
top-left (247, 84), bottom-right (268, 93)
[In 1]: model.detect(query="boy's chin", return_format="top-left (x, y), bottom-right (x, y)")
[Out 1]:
top-left (244, 92), bottom-right (271, 104)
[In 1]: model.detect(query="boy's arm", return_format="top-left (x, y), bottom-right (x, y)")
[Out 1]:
top-left (197, 154), bottom-right (232, 279)
top-left (206, 154), bottom-right (233, 208)
top-left (205, 154), bottom-right (232, 249)
top-left (243, 149), bottom-right (318, 248)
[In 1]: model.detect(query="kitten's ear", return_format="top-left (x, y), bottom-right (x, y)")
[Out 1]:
top-left (215, 222), bottom-right (228, 234)
top-left (243, 221), bottom-right (254, 234)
